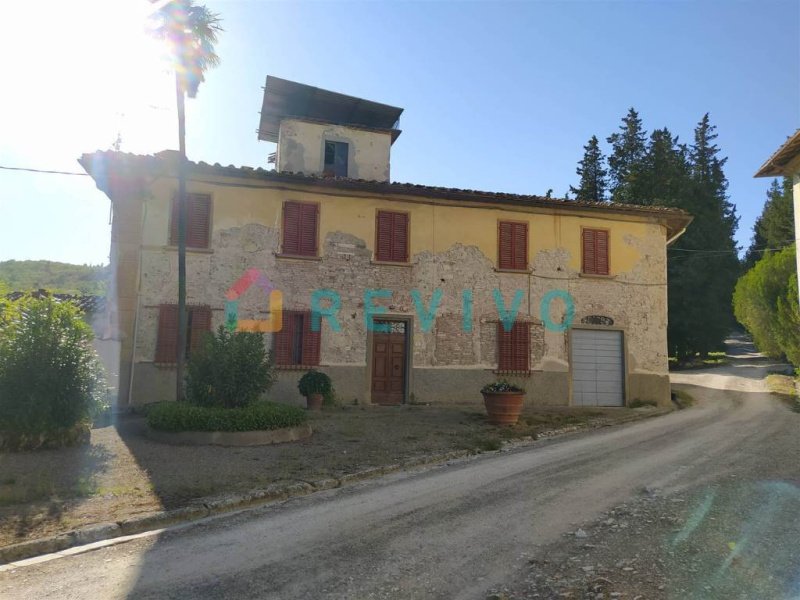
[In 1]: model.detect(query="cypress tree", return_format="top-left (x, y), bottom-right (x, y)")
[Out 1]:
top-left (744, 178), bottom-right (794, 267)
top-left (607, 108), bottom-right (648, 204)
top-left (569, 135), bottom-right (608, 201)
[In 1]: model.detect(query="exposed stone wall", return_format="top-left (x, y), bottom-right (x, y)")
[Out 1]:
top-left (128, 196), bottom-right (669, 407)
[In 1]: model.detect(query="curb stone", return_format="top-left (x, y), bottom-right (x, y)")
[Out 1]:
top-left (0, 408), bottom-right (669, 565)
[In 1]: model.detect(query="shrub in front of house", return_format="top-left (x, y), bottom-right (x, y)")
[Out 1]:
top-left (146, 401), bottom-right (307, 432)
top-left (185, 326), bottom-right (276, 408)
top-left (0, 295), bottom-right (107, 451)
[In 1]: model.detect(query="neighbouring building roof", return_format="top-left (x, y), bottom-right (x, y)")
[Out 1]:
top-left (6, 290), bottom-right (105, 314)
top-left (755, 129), bottom-right (800, 177)
top-left (78, 150), bottom-right (693, 239)
top-left (257, 76), bottom-right (404, 144)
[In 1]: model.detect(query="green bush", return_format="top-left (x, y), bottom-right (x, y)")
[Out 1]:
top-left (0, 295), bottom-right (106, 441)
top-left (185, 327), bottom-right (275, 408)
top-left (146, 401), bottom-right (307, 432)
top-left (297, 370), bottom-right (332, 397)
top-left (734, 245), bottom-right (800, 365)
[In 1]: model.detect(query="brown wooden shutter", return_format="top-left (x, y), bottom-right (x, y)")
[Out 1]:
top-left (376, 211), bottom-right (408, 263)
top-left (169, 194), bottom-right (211, 249)
top-left (582, 229), bottom-right (597, 274)
top-left (511, 322), bottom-right (530, 372)
top-left (498, 322), bottom-right (513, 370)
top-left (187, 194), bottom-right (211, 249)
top-left (499, 221), bottom-right (527, 270)
top-left (301, 311), bottom-right (321, 366)
top-left (512, 223), bottom-right (528, 270)
top-left (595, 230), bottom-right (609, 275)
top-left (188, 305), bottom-right (212, 356)
top-left (299, 203), bottom-right (318, 257)
top-left (392, 212), bottom-right (409, 262)
top-left (273, 310), bottom-right (295, 366)
top-left (155, 304), bottom-right (179, 363)
top-left (283, 202), bottom-right (317, 256)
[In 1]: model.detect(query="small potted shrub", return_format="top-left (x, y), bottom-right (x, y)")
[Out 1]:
top-left (298, 370), bottom-right (332, 411)
top-left (480, 380), bottom-right (526, 425)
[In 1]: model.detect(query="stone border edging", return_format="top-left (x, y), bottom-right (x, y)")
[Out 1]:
top-left (143, 423), bottom-right (313, 446)
top-left (0, 406), bottom-right (672, 565)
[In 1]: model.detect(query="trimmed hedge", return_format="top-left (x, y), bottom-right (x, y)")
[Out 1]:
top-left (146, 401), bottom-right (307, 433)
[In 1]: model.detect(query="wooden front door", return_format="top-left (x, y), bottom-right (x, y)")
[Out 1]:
top-left (371, 320), bottom-right (407, 405)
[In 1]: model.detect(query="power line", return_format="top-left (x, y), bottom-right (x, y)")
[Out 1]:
top-left (0, 165), bottom-right (88, 176)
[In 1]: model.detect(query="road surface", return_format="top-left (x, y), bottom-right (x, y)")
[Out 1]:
top-left (2, 337), bottom-right (798, 599)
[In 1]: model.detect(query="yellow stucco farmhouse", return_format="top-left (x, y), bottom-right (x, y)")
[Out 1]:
top-left (79, 77), bottom-right (691, 409)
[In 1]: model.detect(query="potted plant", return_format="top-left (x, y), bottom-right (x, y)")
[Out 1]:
top-left (480, 380), bottom-right (526, 425)
top-left (298, 370), bottom-right (332, 411)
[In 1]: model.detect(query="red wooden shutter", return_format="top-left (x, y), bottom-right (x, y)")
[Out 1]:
top-left (376, 211), bottom-right (409, 262)
top-left (301, 311), bottom-right (321, 366)
top-left (511, 322), bottom-right (530, 372)
top-left (273, 310), bottom-right (295, 365)
top-left (392, 213), bottom-right (409, 262)
top-left (283, 202), bottom-right (317, 256)
top-left (595, 230), bottom-right (609, 275)
top-left (282, 202), bottom-right (301, 255)
top-left (498, 322), bottom-right (513, 370)
top-left (499, 222), bottom-right (527, 270)
top-left (169, 194), bottom-right (211, 249)
top-left (299, 203), bottom-right (318, 257)
top-left (155, 305), bottom-right (178, 363)
top-left (187, 194), bottom-right (211, 249)
top-left (582, 229), bottom-right (597, 274)
top-left (498, 222), bottom-right (513, 269)
top-left (189, 305), bottom-right (212, 356)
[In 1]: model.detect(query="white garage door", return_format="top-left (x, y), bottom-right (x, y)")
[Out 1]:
top-left (571, 329), bottom-right (625, 406)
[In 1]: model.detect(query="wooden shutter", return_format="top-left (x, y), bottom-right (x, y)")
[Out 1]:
top-left (499, 221), bottom-right (527, 270)
top-left (188, 305), bottom-right (212, 356)
top-left (155, 305), bottom-right (179, 363)
top-left (283, 202), bottom-right (318, 257)
top-left (170, 194), bottom-right (211, 249)
top-left (595, 230), bottom-right (609, 275)
top-left (498, 321), bottom-right (529, 372)
top-left (273, 310), bottom-right (295, 366)
top-left (582, 229), bottom-right (609, 275)
top-left (301, 311), bottom-right (321, 366)
top-left (187, 194), bottom-right (211, 249)
top-left (376, 211), bottom-right (409, 262)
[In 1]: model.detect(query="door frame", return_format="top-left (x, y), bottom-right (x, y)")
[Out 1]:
top-left (568, 326), bottom-right (629, 407)
top-left (365, 314), bottom-right (414, 405)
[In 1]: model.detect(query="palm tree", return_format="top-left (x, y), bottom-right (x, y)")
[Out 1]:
top-left (150, 0), bottom-right (222, 401)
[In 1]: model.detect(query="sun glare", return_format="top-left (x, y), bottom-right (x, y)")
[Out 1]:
top-left (3, 0), bottom-right (176, 160)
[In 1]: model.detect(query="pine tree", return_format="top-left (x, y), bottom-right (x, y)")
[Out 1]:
top-left (744, 178), bottom-right (794, 267)
top-left (606, 108), bottom-right (648, 203)
top-left (569, 135), bottom-right (608, 201)
top-left (639, 128), bottom-right (690, 207)
top-left (666, 114), bottom-right (739, 358)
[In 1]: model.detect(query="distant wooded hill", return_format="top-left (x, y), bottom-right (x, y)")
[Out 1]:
top-left (0, 260), bottom-right (109, 295)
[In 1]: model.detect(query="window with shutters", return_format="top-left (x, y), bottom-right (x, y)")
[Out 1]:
top-left (169, 193), bottom-right (211, 249)
top-left (273, 310), bottom-right (321, 368)
top-left (497, 321), bottom-right (530, 373)
top-left (497, 221), bottom-right (528, 271)
top-left (582, 228), bottom-right (610, 275)
top-left (375, 210), bottom-right (409, 263)
top-left (281, 201), bottom-right (319, 257)
top-left (154, 304), bottom-right (212, 364)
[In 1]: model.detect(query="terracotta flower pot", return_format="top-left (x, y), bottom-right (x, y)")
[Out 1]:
top-left (306, 393), bottom-right (324, 411)
top-left (482, 391), bottom-right (525, 425)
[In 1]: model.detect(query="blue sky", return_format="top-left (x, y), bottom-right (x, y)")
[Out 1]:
top-left (1, 0), bottom-right (797, 266)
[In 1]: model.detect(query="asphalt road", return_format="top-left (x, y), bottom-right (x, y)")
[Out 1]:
top-left (2, 337), bottom-right (798, 599)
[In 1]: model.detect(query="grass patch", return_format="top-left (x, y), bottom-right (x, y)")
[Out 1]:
top-left (629, 398), bottom-right (658, 408)
top-left (669, 353), bottom-right (729, 371)
top-left (766, 374), bottom-right (800, 413)
top-left (146, 401), bottom-right (308, 432)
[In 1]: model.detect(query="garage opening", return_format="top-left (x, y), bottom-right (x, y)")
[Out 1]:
top-left (571, 329), bottom-right (625, 406)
